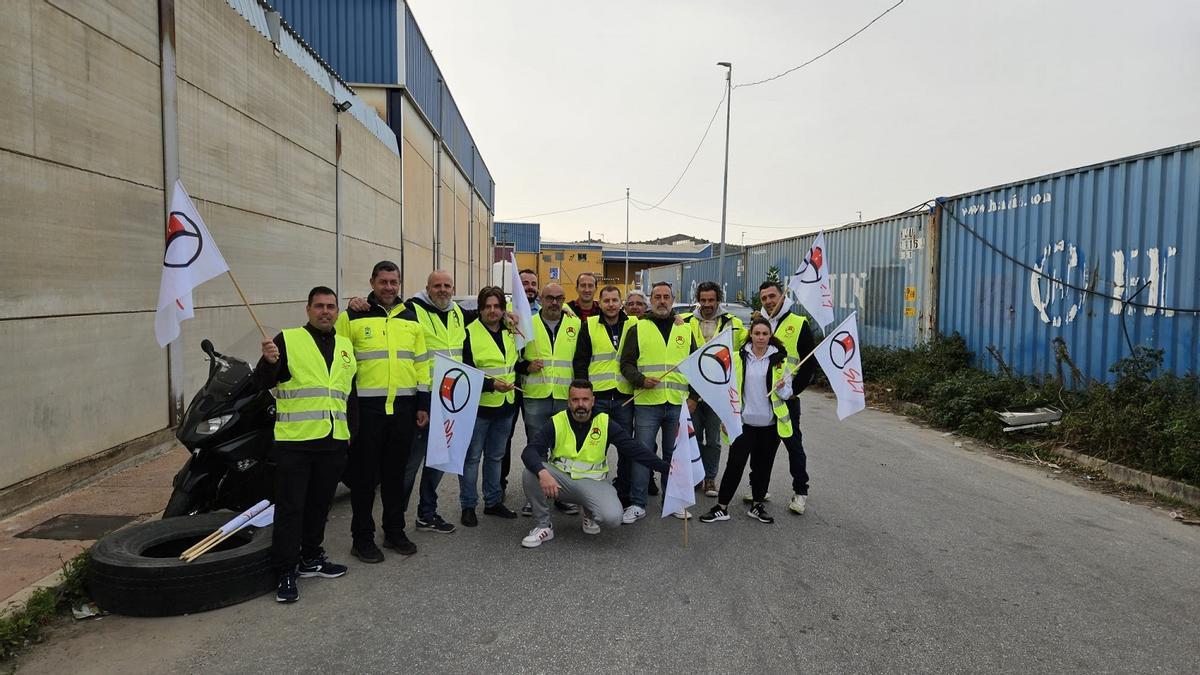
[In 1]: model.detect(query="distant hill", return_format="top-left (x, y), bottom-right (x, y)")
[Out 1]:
top-left (630, 234), bottom-right (710, 246)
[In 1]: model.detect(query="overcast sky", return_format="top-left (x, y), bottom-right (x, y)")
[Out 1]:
top-left (408, 0), bottom-right (1200, 245)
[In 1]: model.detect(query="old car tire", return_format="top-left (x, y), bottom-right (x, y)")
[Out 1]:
top-left (87, 513), bottom-right (275, 616)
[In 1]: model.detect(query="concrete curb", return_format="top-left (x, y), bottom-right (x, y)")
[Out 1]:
top-left (1051, 447), bottom-right (1200, 509)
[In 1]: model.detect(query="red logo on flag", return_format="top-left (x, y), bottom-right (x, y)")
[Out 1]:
top-left (828, 331), bottom-right (857, 369)
top-left (164, 211), bottom-right (204, 268)
top-left (439, 368), bottom-right (470, 413)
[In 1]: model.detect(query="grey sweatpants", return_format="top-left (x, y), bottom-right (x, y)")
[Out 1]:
top-left (523, 465), bottom-right (624, 530)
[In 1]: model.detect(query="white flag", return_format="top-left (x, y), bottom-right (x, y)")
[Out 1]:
top-left (509, 253), bottom-right (535, 350)
top-left (246, 504), bottom-right (274, 528)
top-left (675, 326), bottom-right (743, 443)
top-left (425, 353), bottom-right (484, 475)
top-left (788, 231), bottom-right (835, 330)
top-left (661, 404), bottom-right (702, 518)
top-left (155, 180), bottom-right (230, 347)
top-left (214, 499), bottom-right (270, 535)
top-left (814, 311), bottom-right (866, 420)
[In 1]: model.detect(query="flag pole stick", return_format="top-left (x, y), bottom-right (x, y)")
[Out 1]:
top-left (482, 373), bottom-right (525, 394)
top-left (226, 270), bottom-right (268, 340)
top-left (622, 359), bottom-right (687, 407)
top-left (180, 530), bottom-right (223, 559)
top-left (770, 329), bottom-right (837, 392)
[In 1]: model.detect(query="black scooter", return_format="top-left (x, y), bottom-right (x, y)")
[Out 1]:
top-left (162, 340), bottom-right (276, 518)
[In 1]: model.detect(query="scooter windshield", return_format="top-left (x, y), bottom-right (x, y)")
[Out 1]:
top-left (204, 354), bottom-right (252, 399)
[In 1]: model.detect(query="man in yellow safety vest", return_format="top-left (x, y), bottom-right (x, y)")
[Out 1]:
top-left (518, 380), bottom-right (669, 548)
top-left (254, 286), bottom-right (355, 604)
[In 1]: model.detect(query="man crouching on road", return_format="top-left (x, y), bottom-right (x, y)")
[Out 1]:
top-left (255, 286), bottom-right (355, 603)
top-left (519, 380), bottom-right (669, 548)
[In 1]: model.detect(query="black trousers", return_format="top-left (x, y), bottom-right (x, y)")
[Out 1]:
top-left (348, 399), bottom-right (416, 543)
top-left (782, 397), bottom-right (809, 495)
top-left (717, 423), bottom-right (780, 506)
top-left (271, 445), bottom-right (347, 573)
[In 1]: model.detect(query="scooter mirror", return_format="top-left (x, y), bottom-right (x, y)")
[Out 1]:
top-left (200, 339), bottom-right (214, 356)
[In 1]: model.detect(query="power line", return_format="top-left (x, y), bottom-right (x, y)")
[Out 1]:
top-left (630, 199), bottom-right (810, 230)
top-left (633, 88), bottom-right (728, 211)
top-left (497, 197), bottom-right (624, 222)
top-left (735, 0), bottom-right (905, 89)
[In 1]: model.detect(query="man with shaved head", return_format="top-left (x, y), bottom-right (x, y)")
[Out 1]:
top-left (517, 282), bottom-right (587, 516)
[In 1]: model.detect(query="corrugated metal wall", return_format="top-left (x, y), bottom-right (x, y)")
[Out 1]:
top-left (679, 254), bottom-right (745, 303)
top-left (270, 0), bottom-right (398, 84)
top-left (646, 264), bottom-right (683, 293)
top-left (743, 211), bottom-right (935, 347)
top-left (493, 221), bottom-right (541, 253)
top-left (938, 142), bottom-right (1200, 382)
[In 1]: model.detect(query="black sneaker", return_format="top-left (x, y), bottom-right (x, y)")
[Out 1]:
top-left (699, 505), bottom-right (730, 523)
top-left (350, 541), bottom-right (385, 564)
top-left (415, 515), bottom-right (457, 534)
top-left (520, 503), bottom-right (533, 517)
top-left (382, 533), bottom-right (418, 555)
top-left (484, 503), bottom-right (518, 519)
top-left (747, 503), bottom-right (775, 524)
top-left (555, 500), bottom-right (580, 515)
top-left (298, 554), bottom-right (348, 578)
top-left (461, 508), bottom-right (478, 527)
top-left (276, 570), bottom-right (299, 603)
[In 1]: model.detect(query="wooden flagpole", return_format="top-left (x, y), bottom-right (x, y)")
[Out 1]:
top-left (226, 270), bottom-right (268, 340)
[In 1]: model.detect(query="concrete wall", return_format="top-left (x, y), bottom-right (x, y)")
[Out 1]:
top-left (0, 0), bottom-right (492, 494)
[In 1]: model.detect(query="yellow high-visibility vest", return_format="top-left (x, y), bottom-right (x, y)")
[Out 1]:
top-left (522, 314), bottom-right (582, 400)
top-left (634, 319), bottom-right (692, 406)
top-left (586, 315), bottom-right (636, 394)
top-left (334, 303), bottom-right (429, 414)
top-left (465, 320), bottom-right (517, 407)
top-left (550, 411), bottom-right (610, 480)
top-left (274, 328), bottom-right (356, 442)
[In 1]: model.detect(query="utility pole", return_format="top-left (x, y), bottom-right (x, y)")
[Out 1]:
top-left (624, 187), bottom-right (630, 292)
top-left (716, 61), bottom-right (732, 294)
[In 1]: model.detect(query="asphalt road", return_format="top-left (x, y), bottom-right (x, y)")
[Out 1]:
top-left (16, 393), bottom-right (1200, 674)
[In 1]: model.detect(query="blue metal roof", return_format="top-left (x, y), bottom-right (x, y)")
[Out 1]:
top-left (268, 0), bottom-right (398, 84)
top-left (493, 222), bottom-right (540, 253)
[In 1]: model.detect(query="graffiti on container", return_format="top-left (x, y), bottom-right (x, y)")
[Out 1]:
top-left (1111, 247), bottom-right (1178, 317)
top-left (827, 273), bottom-right (867, 312)
top-left (1029, 241), bottom-right (1178, 325)
top-left (960, 191), bottom-right (1052, 217)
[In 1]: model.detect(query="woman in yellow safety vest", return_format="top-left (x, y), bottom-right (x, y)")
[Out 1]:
top-left (700, 316), bottom-right (793, 525)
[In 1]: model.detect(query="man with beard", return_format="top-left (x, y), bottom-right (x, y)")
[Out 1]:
top-left (754, 281), bottom-right (817, 515)
top-left (618, 282), bottom-right (699, 523)
top-left (518, 380), bottom-right (669, 548)
top-left (682, 281), bottom-right (746, 498)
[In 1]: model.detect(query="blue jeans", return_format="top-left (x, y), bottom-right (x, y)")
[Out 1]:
top-left (414, 427), bottom-right (443, 521)
top-left (522, 396), bottom-right (566, 452)
top-left (459, 411), bottom-right (515, 509)
top-left (629, 403), bottom-right (680, 508)
top-left (594, 396), bottom-right (635, 503)
top-left (692, 401), bottom-right (723, 480)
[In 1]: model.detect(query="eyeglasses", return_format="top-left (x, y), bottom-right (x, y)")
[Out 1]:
top-left (544, 295), bottom-right (566, 302)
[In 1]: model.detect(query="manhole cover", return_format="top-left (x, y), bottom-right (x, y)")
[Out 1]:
top-left (15, 514), bottom-right (138, 541)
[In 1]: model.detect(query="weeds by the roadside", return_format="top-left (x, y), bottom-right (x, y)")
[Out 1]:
top-left (859, 335), bottom-right (1200, 487)
top-left (0, 551), bottom-right (90, 662)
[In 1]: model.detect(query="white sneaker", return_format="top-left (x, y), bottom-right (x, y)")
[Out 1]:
top-left (581, 511), bottom-right (600, 535)
top-left (622, 505), bottom-right (646, 524)
top-left (788, 494), bottom-right (807, 515)
top-left (743, 491), bottom-right (772, 504)
top-left (521, 526), bottom-right (554, 548)
top-left (672, 509), bottom-right (692, 520)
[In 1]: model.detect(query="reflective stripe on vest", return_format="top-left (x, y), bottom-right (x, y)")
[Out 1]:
top-left (522, 315), bottom-right (582, 400)
top-left (635, 319), bottom-right (692, 405)
top-left (274, 328), bottom-right (355, 442)
top-left (412, 303), bottom-right (467, 361)
top-left (549, 411), bottom-right (609, 480)
top-left (334, 304), bottom-right (428, 414)
top-left (466, 320), bottom-right (517, 407)
top-left (586, 315), bottom-right (635, 394)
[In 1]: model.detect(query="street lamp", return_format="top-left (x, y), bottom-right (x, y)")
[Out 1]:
top-left (716, 61), bottom-right (732, 296)
top-left (625, 187), bottom-right (630, 292)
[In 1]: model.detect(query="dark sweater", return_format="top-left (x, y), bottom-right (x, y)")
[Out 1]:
top-left (522, 414), bottom-right (669, 475)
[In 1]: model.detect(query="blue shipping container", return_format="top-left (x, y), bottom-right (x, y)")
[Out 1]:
top-left (744, 210), bottom-right (936, 347)
top-left (938, 142), bottom-right (1200, 381)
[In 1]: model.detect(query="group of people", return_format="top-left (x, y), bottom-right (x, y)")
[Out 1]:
top-left (256, 262), bottom-right (817, 603)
